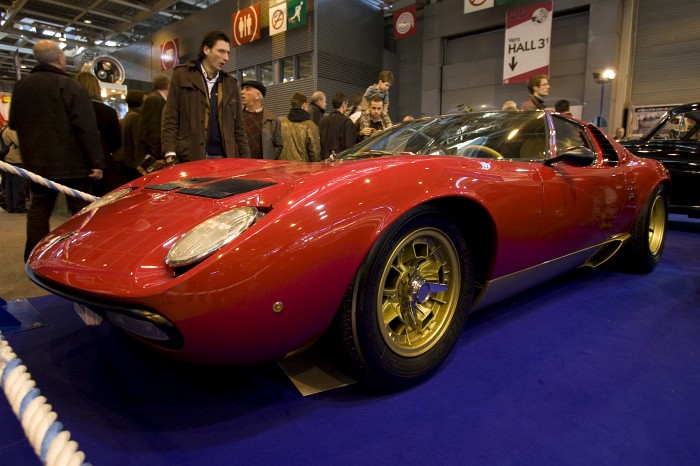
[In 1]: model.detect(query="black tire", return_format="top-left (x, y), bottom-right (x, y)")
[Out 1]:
top-left (621, 185), bottom-right (668, 273)
top-left (338, 207), bottom-right (473, 391)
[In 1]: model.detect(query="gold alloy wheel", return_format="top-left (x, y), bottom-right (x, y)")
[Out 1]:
top-left (376, 227), bottom-right (461, 357)
top-left (647, 193), bottom-right (667, 255)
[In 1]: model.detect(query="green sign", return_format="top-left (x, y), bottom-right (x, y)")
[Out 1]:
top-left (287, 0), bottom-right (307, 31)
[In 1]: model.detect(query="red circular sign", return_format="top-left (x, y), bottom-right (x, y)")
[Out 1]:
top-left (233, 6), bottom-right (259, 46)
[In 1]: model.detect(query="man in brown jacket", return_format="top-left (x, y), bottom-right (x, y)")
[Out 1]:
top-left (161, 31), bottom-right (249, 162)
top-left (279, 93), bottom-right (321, 162)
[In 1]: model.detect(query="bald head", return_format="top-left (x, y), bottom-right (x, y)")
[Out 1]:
top-left (33, 40), bottom-right (66, 69)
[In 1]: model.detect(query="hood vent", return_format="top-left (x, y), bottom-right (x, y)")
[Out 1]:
top-left (146, 178), bottom-right (217, 191)
top-left (177, 179), bottom-right (276, 199)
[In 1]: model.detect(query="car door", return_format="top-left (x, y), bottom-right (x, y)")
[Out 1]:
top-left (537, 114), bottom-right (631, 257)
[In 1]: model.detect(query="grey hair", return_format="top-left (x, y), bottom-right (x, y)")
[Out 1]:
top-left (33, 40), bottom-right (63, 66)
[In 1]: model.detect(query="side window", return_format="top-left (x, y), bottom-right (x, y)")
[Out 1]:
top-left (552, 116), bottom-right (591, 153)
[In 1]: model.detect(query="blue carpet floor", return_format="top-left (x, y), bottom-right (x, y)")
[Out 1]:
top-left (2, 215), bottom-right (699, 465)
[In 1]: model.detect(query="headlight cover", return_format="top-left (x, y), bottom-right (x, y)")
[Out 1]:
top-left (166, 207), bottom-right (261, 267)
top-left (78, 188), bottom-right (132, 215)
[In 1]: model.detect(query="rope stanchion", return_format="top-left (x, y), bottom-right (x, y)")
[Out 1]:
top-left (1, 330), bottom-right (91, 466)
top-left (0, 160), bottom-right (98, 203)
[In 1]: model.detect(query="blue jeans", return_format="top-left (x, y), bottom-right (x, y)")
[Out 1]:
top-left (5, 164), bottom-right (27, 212)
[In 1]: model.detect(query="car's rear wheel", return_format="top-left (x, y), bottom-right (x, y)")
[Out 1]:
top-left (621, 185), bottom-right (668, 273)
top-left (338, 207), bottom-right (473, 391)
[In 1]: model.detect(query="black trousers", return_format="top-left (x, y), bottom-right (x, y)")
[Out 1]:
top-left (25, 178), bottom-right (92, 261)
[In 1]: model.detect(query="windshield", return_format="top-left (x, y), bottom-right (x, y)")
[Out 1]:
top-left (338, 111), bottom-right (550, 161)
top-left (651, 110), bottom-right (700, 141)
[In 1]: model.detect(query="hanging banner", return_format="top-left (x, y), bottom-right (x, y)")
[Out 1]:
top-left (502, 1), bottom-right (552, 84)
top-left (287, 0), bottom-right (307, 31)
top-left (159, 38), bottom-right (179, 71)
top-left (394, 5), bottom-right (417, 40)
top-left (13, 48), bottom-right (21, 81)
top-left (232, 5), bottom-right (261, 47)
top-left (269, 1), bottom-right (287, 37)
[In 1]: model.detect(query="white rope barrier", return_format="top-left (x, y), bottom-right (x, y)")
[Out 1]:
top-left (1, 330), bottom-right (91, 466)
top-left (0, 160), bottom-right (98, 203)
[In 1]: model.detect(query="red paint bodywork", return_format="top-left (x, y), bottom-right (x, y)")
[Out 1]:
top-left (27, 113), bottom-right (670, 365)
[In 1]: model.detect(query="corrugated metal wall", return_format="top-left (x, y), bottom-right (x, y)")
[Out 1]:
top-left (630, 0), bottom-right (700, 106)
top-left (316, 0), bottom-right (384, 117)
top-left (113, 0), bottom-right (386, 117)
top-left (440, 10), bottom-right (589, 113)
top-left (114, 0), bottom-right (320, 117)
top-left (394, 15), bottom-right (424, 119)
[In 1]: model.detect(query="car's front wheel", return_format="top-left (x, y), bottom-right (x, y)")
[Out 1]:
top-left (338, 207), bottom-right (473, 391)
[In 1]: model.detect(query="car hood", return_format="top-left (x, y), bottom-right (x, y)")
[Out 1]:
top-left (27, 159), bottom-right (347, 294)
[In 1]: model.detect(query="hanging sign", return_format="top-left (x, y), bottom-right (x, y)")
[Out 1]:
top-left (160, 38), bottom-right (179, 71)
top-left (502, 1), bottom-right (552, 84)
top-left (232, 5), bottom-right (261, 47)
top-left (394, 5), bottom-right (417, 40)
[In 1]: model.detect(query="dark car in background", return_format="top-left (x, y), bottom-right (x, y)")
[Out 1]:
top-left (621, 103), bottom-right (700, 218)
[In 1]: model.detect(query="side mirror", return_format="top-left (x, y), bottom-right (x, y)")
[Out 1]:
top-left (544, 146), bottom-right (596, 167)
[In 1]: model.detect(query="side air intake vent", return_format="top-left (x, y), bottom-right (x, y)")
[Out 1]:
top-left (588, 124), bottom-right (619, 166)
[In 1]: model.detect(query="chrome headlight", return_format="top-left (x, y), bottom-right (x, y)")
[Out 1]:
top-left (78, 188), bottom-right (132, 215)
top-left (166, 207), bottom-right (262, 267)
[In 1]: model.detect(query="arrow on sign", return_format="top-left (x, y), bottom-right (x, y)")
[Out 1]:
top-left (509, 56), bottom-right (518, 71)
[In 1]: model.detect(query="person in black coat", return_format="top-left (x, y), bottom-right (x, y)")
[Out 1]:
top-left (76, 71), bottom-right (122, 195)
top-left (10, 40), bottom-right (104, 261)
top-left (140, 75), bottom-right (169, 159)
top-left (319, 92), bottom-right (357, 159)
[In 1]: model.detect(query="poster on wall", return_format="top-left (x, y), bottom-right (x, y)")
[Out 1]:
top-left (502, 1), bottom-right (552, 85)
top-left (160, 38), bottom-right (179, 71)
top-left (269, 1), bottom-right (287, 36)
top-left (287, 0), bottom-right (307, 31)
top-left (628, 104), bottom-right (680, 138)
top-left (464, 0), bottom-right (494, 14)
top-left (231, 5), bottom-right (261, 47)
top-left (269, 0), bottom-right (306, 37)
top-left (464, 0), bottom-right (518, 14)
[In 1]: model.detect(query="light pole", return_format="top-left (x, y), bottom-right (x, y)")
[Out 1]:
top-left (592, 69), bottom-right (616, 128)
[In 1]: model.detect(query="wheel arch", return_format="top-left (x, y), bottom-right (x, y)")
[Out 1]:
top-left (421, 196), bottom-right (497, 304)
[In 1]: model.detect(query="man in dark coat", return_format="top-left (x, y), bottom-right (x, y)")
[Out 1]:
top-left (10, 39), bottom-right (104, 261)
top-left (240, 80), bottom-right (283, 159)
top-left (140, 75), bottom-right (169, 158)
top-left (307, 91), bottom-right (326, 125)
top-left (520, 75), bottom-right (550, 110)
top-left (161, 31), bottom-right (249, 162)
top-left (319, 92), bottom-right (356, 159)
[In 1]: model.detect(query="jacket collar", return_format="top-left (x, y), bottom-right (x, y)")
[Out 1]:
top-left (287, 107), bottom-right (311, 122)
top-left (30, 63), bottom-right (69, 77)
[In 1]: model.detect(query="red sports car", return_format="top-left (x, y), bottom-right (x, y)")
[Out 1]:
top-left (27, 111), bottom-right (670, 390)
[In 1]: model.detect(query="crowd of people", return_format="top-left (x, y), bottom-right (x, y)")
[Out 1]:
top-left (0, 32), bottom-right (403, 261)
top-left (2, 30), bottom-right (626, 262)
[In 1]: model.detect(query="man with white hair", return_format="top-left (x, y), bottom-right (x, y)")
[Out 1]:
top-left (240, 80), bottom-right (283, 159)
top-left (10, 39), bottom-right (104, 261)
top-left (307, 91), bottom-right (326, 125)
